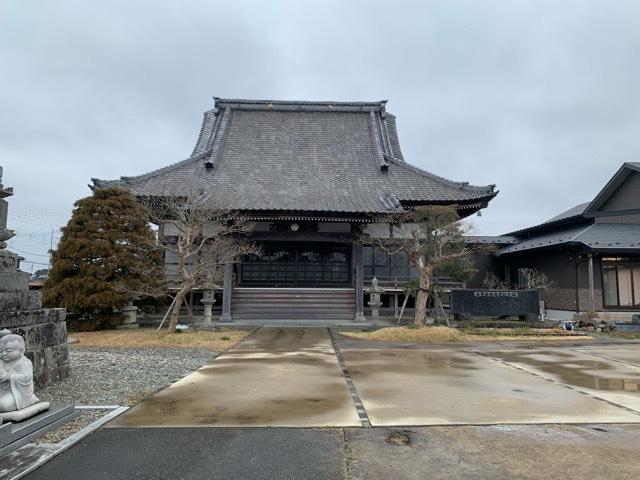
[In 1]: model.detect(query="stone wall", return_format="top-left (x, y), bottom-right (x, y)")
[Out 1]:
top-left (0, 291), bottom-right (70, 387)
top-left (0, 167), bottom-right (70, 386)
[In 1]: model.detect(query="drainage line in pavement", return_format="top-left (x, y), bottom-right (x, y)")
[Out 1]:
top-left (571, 349), bottom-right (640, 369)
top-left (473, 350), bottom-right (640, 418)
top-left (328, 328), bottom-right (372, 428)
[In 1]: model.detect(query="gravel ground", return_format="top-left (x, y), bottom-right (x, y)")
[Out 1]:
top-left (39, 347), bottom-right (216, 406)
top-left (34, 346), bottom-right (216, 444)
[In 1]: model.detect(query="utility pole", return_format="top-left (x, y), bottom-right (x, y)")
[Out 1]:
top-left (48, 227), bottom-right (54, 270)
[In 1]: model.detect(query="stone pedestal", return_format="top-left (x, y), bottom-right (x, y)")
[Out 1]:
top-left (201, 290), bottom-right (216, 326)
top-left (118, 302), bottom-right (139, 329)
top-left (0, 402), bottom-right (50, 423)
top-left (368, 295), bottom-right (382, 318)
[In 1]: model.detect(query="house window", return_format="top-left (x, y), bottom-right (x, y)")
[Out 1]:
top-left (363, 246), bottom-right (417, 280)
top-left (602, 258), bottom-right (640, 308)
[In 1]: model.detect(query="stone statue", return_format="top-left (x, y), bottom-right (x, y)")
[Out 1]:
top-left (0, 332), bottom-right (50, 422)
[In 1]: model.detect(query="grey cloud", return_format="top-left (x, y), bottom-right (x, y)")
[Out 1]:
top-left (1, 0), bottom-right (639, 270)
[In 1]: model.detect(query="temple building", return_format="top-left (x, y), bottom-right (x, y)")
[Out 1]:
top-left (92, 98), bottom-right (497, 323)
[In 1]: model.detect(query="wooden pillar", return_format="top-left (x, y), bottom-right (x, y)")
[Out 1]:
top-left (354, 244), bottom-right (366, 322)
top-left (588, 253), bottom-right (595, 312)
top-left (394, 292), bottom-right (399, 319)
top-left (220, 263), bottom-right (234, 322)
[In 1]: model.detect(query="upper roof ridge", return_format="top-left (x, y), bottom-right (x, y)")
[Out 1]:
top-left (214, 97), bottom-right (387, 113)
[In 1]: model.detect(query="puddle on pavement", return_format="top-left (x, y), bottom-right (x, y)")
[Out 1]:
top-left (346, 350), bottom-right (478, 377)
top-left (386, 430), bottom-right (412, 446)
top-left (487, 351), bottom-right (640, 393)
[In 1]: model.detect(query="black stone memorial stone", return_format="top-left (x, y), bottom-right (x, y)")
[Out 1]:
top-left (451, 289), bottom-right (540, 319)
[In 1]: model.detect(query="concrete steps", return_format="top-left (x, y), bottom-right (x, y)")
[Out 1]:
top-left (231, 288), bottom-right (356, 321)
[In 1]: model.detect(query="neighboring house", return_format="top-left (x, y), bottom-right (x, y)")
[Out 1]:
top-left (470, 163), bottom-right (640, 322)
top-left (92, 98), bottom-right (497, 322)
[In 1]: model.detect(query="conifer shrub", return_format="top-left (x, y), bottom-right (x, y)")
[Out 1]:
top-left (44, 188), bottom-right (164, 327)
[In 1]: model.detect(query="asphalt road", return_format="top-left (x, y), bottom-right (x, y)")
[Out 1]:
top-left (25, 428), bottom-right (345, 480)
top-left (24, 424), bottom-right (640, 480)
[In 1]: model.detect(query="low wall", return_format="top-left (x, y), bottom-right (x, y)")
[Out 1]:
top-left (0, 293), bottom-right (70, 386)
top-left (545, 309), bottom-right (640, 323)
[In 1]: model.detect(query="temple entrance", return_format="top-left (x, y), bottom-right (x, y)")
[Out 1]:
top-left (239, 242), bottom-right (352, 287)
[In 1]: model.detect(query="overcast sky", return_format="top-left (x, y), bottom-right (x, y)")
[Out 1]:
top-left (2, 0), bottom-right (640, 272)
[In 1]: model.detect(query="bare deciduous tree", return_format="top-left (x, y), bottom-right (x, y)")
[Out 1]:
top-left (141, 195), bottom-right (258, 331)
top-left (482, 271), bottom-right (509, 290)
top-left (360, 205), bottom-right (482, 327)
top-left (520, 269), bottom-right (555, 291)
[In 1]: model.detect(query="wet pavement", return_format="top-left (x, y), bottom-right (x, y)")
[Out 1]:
top-left (108, 327), bottom-right (640, 428)
top-left (346, 423), bottom-right (640, 480)
top-left (108, 328), bottom-right (360, 427)
top-left (24, 428), bottom-right (345, 480)
top-left (481, 347), bottom-right (640, 412)
top-left (23, 424), bottom-right (640, 480)
top-left (19, 328), bottom-right (640, 479)
top-left (342, 348), bottom-right (640, 425)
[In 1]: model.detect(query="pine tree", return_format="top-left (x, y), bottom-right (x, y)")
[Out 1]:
top-left (44, 188), bottom-right (164, 319)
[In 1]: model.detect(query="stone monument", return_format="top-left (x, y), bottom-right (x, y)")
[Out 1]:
top-left (0, 166), bottom-right (69, 386)
top-left (367, 277), bottom-right (384, 318)
top-left (0, 330), bottom-right (49, 422)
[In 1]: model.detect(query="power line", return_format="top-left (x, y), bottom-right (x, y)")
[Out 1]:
top-left (8, 215), bottom-right (65, 229)
top-left (9, 247), bottom-right (50, 257)
top-left (12, 200), bottom-right (69, 218)
top-left (10, 210), bottom-right (68, 222)
top-left (20, 259), bottom-right (50, 266)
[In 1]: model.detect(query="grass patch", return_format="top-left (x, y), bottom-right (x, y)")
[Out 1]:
top-left (341, 326), bottom-right (592, 343)
top-left (597, 331), bottom-right (640, 341)
top-left (69, 329), bottom-right (250, 351)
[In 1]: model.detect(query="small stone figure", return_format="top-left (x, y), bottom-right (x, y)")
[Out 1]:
top-left (0, 333), bottom-right (49, 422)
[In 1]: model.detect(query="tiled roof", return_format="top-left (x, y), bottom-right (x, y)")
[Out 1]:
top-left (498, 223), bottom-right (640, 255)
top-left (93, 98), bottom-right (497, 214)
top-left (544, 202), bottom-right (590, 224)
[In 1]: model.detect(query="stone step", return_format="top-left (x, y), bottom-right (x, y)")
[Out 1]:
top-left (231, 305), bottom-right (356, 315)
top-left (232, 309), bottom-right (356, 315)
top-left (231, 288), bottom-right (355, 320)
top-left (232, 291), bottom-right (355, 297)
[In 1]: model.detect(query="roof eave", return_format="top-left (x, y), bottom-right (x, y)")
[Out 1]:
top-left (497, 240), bottom-right (586, 256)
top-left (504, 215), bottom-right (590, 237)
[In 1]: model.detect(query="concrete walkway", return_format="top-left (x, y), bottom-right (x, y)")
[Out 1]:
top-left (108, 328), bottom-right (361, 428)
top-left (109, 327), bottom-right (640, 428)
top-left (19, 329), bottom-right (640, 479)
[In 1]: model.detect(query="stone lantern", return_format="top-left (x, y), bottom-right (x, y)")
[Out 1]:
top-left (201, 289), bottom-right (216, 326)
top-left (367, 277), bottom-right (384, 318)
top-left (119, 300), bottom-right (139, 329)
